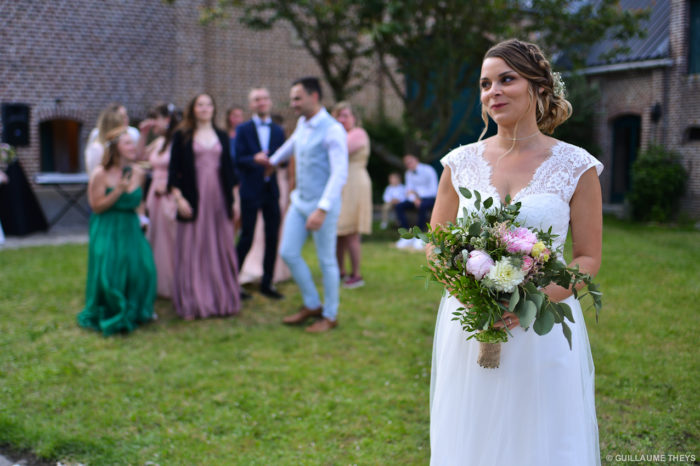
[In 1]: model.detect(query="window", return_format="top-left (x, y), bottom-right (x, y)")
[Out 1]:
top-left (690, 0), bottom-right (700, 74)
top-left (39, 119), bottom-right (82, 173)
top-left (686, 126), bottom-right (700, 142)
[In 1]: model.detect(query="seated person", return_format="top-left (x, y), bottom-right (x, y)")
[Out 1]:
top-left (381, 172), bottom-right (406, 229)
top-left (395, 154), bottom-right (438, 250)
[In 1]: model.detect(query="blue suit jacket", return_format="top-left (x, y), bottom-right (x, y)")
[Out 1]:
top-left (234, 120), bottom-right (286, 201)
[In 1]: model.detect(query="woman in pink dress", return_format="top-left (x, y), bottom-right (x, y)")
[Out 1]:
top-left (141, 103), bottom-right (181, 298)
top-left (168, 93), bottom-right (242, 319)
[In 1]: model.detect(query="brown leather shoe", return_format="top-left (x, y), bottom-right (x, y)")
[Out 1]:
top-left (305, 317), bottom-right (338, 333)
top-left (282, 306), bottom-right (323, 325)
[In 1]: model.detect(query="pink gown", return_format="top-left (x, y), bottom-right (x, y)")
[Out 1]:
top-left (145, 141), bottom-right (177, 298)
top-left (173, 139), bottom-right (241, 319)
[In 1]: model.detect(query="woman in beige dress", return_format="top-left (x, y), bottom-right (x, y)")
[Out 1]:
top-left (332, 102), bottom-right (372, 288)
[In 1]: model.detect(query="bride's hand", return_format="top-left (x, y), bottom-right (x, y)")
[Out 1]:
top-left (493, 311), bottom-right (519, 331)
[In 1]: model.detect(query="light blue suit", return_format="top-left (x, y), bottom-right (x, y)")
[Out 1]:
top-left (272, 109), bottom-right (348, 320)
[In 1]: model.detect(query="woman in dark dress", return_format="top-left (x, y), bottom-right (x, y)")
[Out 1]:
top-left (78, 126), bottom-right (156, 335)
top-left (168, 93), bottom-right (242, 319)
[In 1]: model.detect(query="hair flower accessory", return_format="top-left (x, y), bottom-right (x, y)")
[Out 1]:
top-left (552, 71), bottom-right (566, 98)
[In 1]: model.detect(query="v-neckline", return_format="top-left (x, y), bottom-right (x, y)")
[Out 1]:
top-left (194, 137), bottom-right (219, 150)
top-left (477, 140), bottom-right (560, 204)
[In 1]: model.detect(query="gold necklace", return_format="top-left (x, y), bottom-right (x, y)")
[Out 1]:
top-left (502, 130), bottom-right (541, 141)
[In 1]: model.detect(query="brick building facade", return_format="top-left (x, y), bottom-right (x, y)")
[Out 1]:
top-left (584, 0), bottom-right (700, 218)
top-left (0, 0), bottom-right (401, 188)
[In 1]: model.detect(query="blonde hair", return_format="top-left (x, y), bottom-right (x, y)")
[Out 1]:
top-left (478, 39), bottom-right (572, 141)
top-left (101, 126), bottom-right (128, 169)
top-left (96, 104), bottom-right (126, 144)
top-left (331, 101), bottom-right (361, 127)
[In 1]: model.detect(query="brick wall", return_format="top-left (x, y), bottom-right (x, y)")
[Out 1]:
top-left (668, 0), bottom-right (700, 217)
top-left (588, 0), bottom-right (699, 218)
top-left (0, 0), bottom-right (402, 187)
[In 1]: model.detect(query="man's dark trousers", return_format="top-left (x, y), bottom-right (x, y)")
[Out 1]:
top-left (234, 119), bottom-right (286, 289)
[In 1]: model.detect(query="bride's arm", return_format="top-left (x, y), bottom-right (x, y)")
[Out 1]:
top-left (426, 166), bottom-right (459, 261)
top-left (543, 167), bottom-right (603, 302)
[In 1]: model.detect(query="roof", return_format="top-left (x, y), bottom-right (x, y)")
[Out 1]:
top-left (585, 0), bottom-right (670, 67)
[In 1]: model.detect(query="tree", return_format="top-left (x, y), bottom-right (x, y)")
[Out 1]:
top-left (374, 0), bottom-right (648, 159)
top-left (194, 0), bottom-right (383, 102)
top-left (172, 0), bottom-right (647, 160)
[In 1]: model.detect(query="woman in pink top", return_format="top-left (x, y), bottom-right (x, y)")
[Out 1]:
top-left (332, 102), bottom-right (372, 289)
top-left (141, 103), bottom-right (181, 298)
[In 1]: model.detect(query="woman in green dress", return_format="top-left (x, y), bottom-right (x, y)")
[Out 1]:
top-left (78, 126), bottom-right (156, 336)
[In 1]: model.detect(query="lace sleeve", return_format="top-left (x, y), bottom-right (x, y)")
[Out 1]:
top-left (440, 146), bottom-right (460, 171)
top-left (563, 145), bottom-right (604, 202)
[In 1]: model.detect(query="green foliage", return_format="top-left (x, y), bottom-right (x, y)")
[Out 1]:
top-left (553, 73), bottom-right (602, 156)
top-left (204, 0), bottom-right (384, 101)
top-left (174, 1), bottom-right (648, 161)
top-left (627, 144), bottom-right (689, 222)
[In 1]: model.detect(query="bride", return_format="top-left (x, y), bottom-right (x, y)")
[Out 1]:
top-left (428, 39), bottom-right (603, 465)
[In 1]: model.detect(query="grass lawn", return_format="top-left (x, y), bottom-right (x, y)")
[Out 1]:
top-left (0, 218), bottom-right (698, 464)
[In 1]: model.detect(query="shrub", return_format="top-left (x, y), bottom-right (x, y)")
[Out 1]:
top-left (627, 144), bottom-right (688, 222)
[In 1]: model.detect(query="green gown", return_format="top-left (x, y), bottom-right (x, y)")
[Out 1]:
top-left (78, 187), bottom-right (156, 336)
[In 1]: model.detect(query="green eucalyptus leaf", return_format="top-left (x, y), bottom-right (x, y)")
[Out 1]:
top-left (508, 290), bottom-right (520, 311)
top-left (533, 309), bottom-right (555, 335)
top-left (517, 300), bottom-right (537, 328)
top-left (528, 292), bottom-right (544, 311)
top-left (483, 197), bottom-right (493, 209)
top-left (459, 187), bottom-right (472, 199)
top-left (468, 222), bottom-right (482, 237)
top-left (560, 302), bottom-right (575, 323)
top-left (524, 282), bottom-right (538, 295)
top-left (561, 321), bottom-right (573, 350)
top-left (552, 309), bottom-right (563, 323)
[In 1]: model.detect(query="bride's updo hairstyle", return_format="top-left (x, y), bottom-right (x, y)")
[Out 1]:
top-left (480, 39), bottom-right (572, 136)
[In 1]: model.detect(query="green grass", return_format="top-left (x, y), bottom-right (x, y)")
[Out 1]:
top-left (0, 218), bottom-right (698, 464)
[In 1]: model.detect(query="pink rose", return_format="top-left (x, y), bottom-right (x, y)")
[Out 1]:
top-left (466, 250), bottom-right (495, 280)
top-left (521, 255), bottom-right (534, 272)
top-left (502, 227), bottom-right (538, 254)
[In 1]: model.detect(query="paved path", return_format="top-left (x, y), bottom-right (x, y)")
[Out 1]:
top-left (0, 229), bottom-right (88, 250)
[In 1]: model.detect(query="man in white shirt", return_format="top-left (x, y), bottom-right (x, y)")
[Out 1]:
top-left (395, 154), bottom-right (438, 250)
top-left (255, 77), bottom-right (348, 333)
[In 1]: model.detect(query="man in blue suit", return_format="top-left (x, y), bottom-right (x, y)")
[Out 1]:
top-left (234, 87), bottom-right (286, 299)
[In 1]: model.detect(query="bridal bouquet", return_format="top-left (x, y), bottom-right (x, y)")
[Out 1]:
top-left (0, 143), bottom-right (17, 165)
top-left (400, 188), bottom-right (602, 368)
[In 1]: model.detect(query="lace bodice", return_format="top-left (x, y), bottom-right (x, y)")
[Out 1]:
top-left (441, 140), bottom-right (603, 252)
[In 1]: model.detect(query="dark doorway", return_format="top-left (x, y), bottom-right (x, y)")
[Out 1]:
top-left (610, 115), bottom-right (641, 203)
top-left (39, 119), bottom-right (82, 173)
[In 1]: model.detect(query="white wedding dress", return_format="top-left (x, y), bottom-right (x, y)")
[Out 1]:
top-left (430, 140), bottom-right (603, 466)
